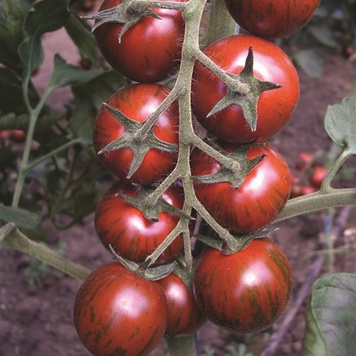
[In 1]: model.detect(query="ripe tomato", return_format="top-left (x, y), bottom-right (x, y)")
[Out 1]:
top-left (310, 166), bottom-right (327, 188)
top-left (295, 152), bottom-right (314, 170)
top-left (93, 83), bottom-right (179, 186)
top-left (95, 181), bottom-right (184, 265)
top-left (156, 273), bottom-right (206, 336)
top-left (193, 238), bottom-right (292, 334)
top-left (94, 0), bottom-right (186, 83)
top-left (224, 0), bottom-right (320, 39)
top-left (300, 184), bottom-right (318, 196)
top-left (191, 34), bottom-right (299, 144)
top-left (74, 262), bottom-right (167, 356)
top-left (190, 142), bottom-right (292, 233)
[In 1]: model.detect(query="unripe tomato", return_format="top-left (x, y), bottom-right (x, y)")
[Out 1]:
top-left (224, 0), bottom-right (321, 39)
top-left (193, 238), bottom-right (292, 334)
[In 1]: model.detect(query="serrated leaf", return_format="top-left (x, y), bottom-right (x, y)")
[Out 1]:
top-left (64, 12), bottom-right (98, 67)
top-left (48, 54), bottom-right (102, 90)
top-left (70, 70), bottom-right (129, 139)
top-left (18, 0), bottom-right (70, 78)
top-left (294, 48), bottom-right (324, 79)
top-left (0, 0), bottom-right (30, 70)
top-left (0, 203), bottom-right (41, 229)
top-left (302, 273), bottom-right (356, 356)
top-left (324, 95), bottom-right (356, 152)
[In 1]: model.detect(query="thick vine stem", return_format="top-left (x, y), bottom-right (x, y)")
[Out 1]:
top-left (0, 223), bottom-right (91, 281)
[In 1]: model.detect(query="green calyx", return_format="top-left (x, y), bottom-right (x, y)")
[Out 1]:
top-left (208, 46), bottom-right (282, 131)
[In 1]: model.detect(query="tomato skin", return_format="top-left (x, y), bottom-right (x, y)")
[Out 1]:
top-left (95, 181), bottom-right (184, 265)
top-left (93, 83), bottom-right (179, 186)
top-left (310, 166), bottom-right (327, 188)
top-left (74, 262), bottom-right (167, 356)
top-left (191, 142), bottom-right (292, 234)
top-left (191, 34), bottom-right (299, 144)
top-left (94, 0), bottom-right (186, 83)
top-left (224, 0), bottom-right (321, 39)
top-left (193, 238), bottom-right (292, 334)
top-left (156, 273), bottom-right (206, 336)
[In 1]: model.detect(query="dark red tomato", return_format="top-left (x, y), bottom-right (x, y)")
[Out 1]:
top-left (95, 181), bottom-right (184, 265)
top-left (193, 237), bottom-right (292, 334)
top-left (310, 166), bottom-right (327, 188)
top-left (94, 0), bottom-right (186, 83)
top-left (190, 142), bottom-right (292, 233)
top-left (156, 273), bottom-right (206, 336)
top-left (224, 0), bottom-right (320, 39)
top-left (191, 34), bottom-right (299, 144)
top-left (93, 83), bottom-right (179, 186)
top-left (295, 152), bottom-right (314, 170)
top-left (74, 262), bottom-right (167, 356)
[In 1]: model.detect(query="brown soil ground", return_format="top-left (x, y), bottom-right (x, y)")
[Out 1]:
top-left (1, 2), bottom-right (356, 355)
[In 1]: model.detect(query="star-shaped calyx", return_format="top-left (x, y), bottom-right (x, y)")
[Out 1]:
top-left (84, 0), bottom-right (161, 42)
top-left (192, 140), bottom-right (265, 189)
top-left (208, 46), bottom-right (282, 131)
top-left (98, 103), bottom-right (178, 180)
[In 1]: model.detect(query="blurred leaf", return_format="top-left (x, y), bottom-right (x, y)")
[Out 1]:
top-left (302, 273), bottom-right (356, 356)
top-left (0, 0), bottom-right (30, 71)
top-left (18, 0), bottom-right (70, 78)
top-left (64, 12), bottom-right (98, 67)
top-left (48, 54), bottom-right (102, 91)
top-left (0, 67), bottom-right (39, 114)
top-left (294, 48), bottom-right (324, 78)
top-left (324, 95), bottom-right (356, 152)
top-left (0, 148), bottom-right (17, 170)
top-left (0, 203), bottom-right (41, 229)
top-left (70, 70), bottom-right (129, 139)
top-left (308, 24), bottom-right (338, 48)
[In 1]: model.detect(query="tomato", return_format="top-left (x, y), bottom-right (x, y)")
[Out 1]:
top-left (156, 273), bottom-right (206, 336)
top-left (224, 0), bottom-right (320, 39)
top-left (74, 262), bottom-right (167, 356)
top-left (95, 181), bottom-right (184, 265)
top-left (295, 152), bottom-right (314, 170)
top-left (94, 0), bottom-right (186, 83)
top-left (193, 237), bottom-right (292, 334)
top-left (93, 83), bottom-right (179, 186)
top-left (310, 166), bottom-right (327, 188)
top-left (190, 142), bottom-right (292, 234)
top-left (191, 34), bottom-right (299, 144)
top-left (300, 184), bottom-right (318, 196)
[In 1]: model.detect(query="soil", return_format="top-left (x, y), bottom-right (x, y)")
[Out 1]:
top-left (1, 2), bottom-right (356, 355)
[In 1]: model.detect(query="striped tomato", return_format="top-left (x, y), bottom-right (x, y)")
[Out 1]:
top-left (193, 238), bottom-right (292, 334)
top-left (74, 262), bottom-right (167, 355)
top-left (190, 142), bottom-right (292, 234)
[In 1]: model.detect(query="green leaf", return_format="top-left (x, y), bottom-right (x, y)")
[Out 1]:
top-left (18, 0), bottom-right (70, 78)
top-left (48, 54), bottom-right (102, 90)
top-left (70, 70), bottom-right (129, 139)
top-left (64, 12), bottom-right (98, 67)
top-left (293, 48), bottom-right (324, 79)
top-left (324, 95), bottom-right (356, 152)
top-left (0, 203), bottom-right (41, 229)
top-left (308, 24), bottom-right (338, 49)
top-left (0, 0), bottom-right (30, 70)
top-left (302, 273), bottom-right (356, 356)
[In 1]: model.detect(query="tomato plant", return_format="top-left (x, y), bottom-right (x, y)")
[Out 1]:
top-left (93, 0), bottom-right (186, 83)
top-left (94, 181), bottom-right (184, 265)
top-left (191, 34), bottom-right (300, 144)
top-left (93, 83), bottom-right (179, 186)
top-left (193, 237), bottom-right (293, 334)
top-left (74, 262), bottom-right (167, 356)
top-left (223, 0), bottom-right (321, 39)
top-left (191, 142), bottom-right (292, 234)
top-left (156, 273), bottom-right (206, 336)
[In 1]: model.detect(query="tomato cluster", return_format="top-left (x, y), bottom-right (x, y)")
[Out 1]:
top-left (73, 1), bottom-right (320, 354)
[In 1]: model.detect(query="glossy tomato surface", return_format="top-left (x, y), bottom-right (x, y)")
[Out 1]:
top-left (95, 181), bottom-right (184, 265)
top-left (192, 34), bottom-right (299, 144)
top-left (93, 83), bottom-right (179, 186)
top-left (156, 273), bottom-right (206, 335)
top-left (74, 262), bottom-right (167, 355)
top-left (94, 0), bottom-right (186, 82)
top-left (224, 0), bottom-right (321, 39)
top-left (193, 238), bottom-right (293, 334)
top-left (191, 142), bottom-right (292, 233)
